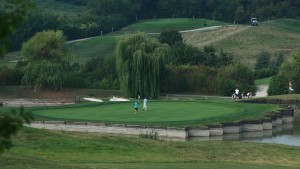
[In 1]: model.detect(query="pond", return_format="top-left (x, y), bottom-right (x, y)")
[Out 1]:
top-left (241, 115), bottom-right (300, 146)
top-left (189, 112), bottom-right (300, 147)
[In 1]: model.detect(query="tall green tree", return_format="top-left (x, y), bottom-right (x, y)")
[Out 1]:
top-left (216, 63), bottom-right (255, 96)
top-left (21, 30), bottom-right (71, 92)
top-left (0, 0), bottom-right (34, 154)
top-left (116, 33), bottom-right (169, 99)
top-left (0, 0), bottom-right (33, 56)
top-left (0, 107), bottom-right (33, 153)
top-left (255, 51), bottom-right (271, 70)
top-left (268, 52), bottom-right (300, 95)
top-left (277, 52), bottom-right (300, 92)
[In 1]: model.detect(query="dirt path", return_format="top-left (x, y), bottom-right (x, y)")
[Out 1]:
top-left (0, 98), bottom-right (74, 107)
top-left (255, 85), bottom-right (268, 97)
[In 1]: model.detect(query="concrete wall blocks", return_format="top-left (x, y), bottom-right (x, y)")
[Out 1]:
top-left (223, 126), bottom-right (241, 134)
top-left (167, 127), bottom-right (188, 139)
top-left (242, 124), bottom-right (263, 132)
top-left (188, 128), bottom-right (209, 137)
top-left (263, 122), bottom-right (273, 130)
top-left (282, 116), bottom-right (294, 123)
top-left (209, 128), bottom-right (223, 136)
top-left (275, 118), bottom-right (283, 126)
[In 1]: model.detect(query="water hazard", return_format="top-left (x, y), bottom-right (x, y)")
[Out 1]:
top-left (189, 113), bottom-right (300, 146)
top-left (241, 122), bottom-right (300, 146)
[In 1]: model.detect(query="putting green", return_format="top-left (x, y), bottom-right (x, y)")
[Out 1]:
top-left (33, 100), bottom-right (277, 127)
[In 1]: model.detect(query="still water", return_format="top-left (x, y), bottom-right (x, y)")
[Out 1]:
top-left (242, 122), bottom-right (300, 146)
top-left (189, 113), bottom-right (300, 147)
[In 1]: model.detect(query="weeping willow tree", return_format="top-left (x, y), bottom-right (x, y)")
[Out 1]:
top-left (21, 30), bottom-right (70, 92)
top-left (116, 33), bottom-right (170, 99)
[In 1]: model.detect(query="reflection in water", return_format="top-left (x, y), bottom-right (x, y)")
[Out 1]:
top-left (188, 122), bottom-right (300, 147)
top-left (243, 123), bottom-right (300, 146)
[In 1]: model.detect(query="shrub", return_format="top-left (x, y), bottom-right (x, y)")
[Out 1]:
top-left (268, 75), bottom-right (288, 95)
top-left (0, 66), bottom-right (22, 86)
top-left (255, 69), bottom-right (276, 79)
top-left (139, 130), bottom-right (159, 140)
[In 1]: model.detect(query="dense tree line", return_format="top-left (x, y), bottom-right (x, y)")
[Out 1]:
top-left (0, 0), bottom-right (34, 154)
top-left (8, 0), bottom-right (300, 51)
top-left (268, 52), bottom-right (300, 95)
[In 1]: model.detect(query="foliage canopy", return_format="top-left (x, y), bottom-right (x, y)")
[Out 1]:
top-left (21, 30), bottom-right (71, 91)
top-left (116, 33), bottom-right (169, 99)
top-left (268, 52), bottom-right (300, 95)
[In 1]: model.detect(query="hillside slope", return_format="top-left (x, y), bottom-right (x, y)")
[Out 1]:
top-left (3, 19), bottom-right (300, 68)
top-left (183, 19), bottom-right (300, 67)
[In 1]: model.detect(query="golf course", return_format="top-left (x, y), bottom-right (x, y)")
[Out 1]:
top-left (32, 99), bottom-right (278, 127)
top-left (1, 1), bottom-right (300, 169)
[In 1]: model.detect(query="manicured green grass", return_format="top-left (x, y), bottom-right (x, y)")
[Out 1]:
top-left (116, 18), bottom-right (227, 34)
top-left (1, 127), bottom-right (300, 169)
top-left (32, 100), bottom-right (278, 127)
top-left (269, 18), bottom-right (300, 34)
top-left (68, 18), bottom-right (227, 63)
top-left (68, 35), bottom-right (117, 63)
top-left (255, 77), bottom-right (272, 85)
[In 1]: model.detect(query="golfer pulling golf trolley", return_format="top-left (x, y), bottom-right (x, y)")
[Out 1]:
top-left (232, 88), bottom-right (242, 99)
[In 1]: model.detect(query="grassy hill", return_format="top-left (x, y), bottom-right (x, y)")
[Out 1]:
top-left (2, 18), bottom-right (300, 68)
top-left (67, 18), bottom-right (227, 63)
top-left (1, 18), bottom-right (226, 65)
top-left (184, 18), bottom-right (300, 67)
top-left (66, 18), bottom-right (300, 66)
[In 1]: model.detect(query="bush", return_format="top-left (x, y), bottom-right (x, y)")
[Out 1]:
top-left (63, 72), bottom-right (87, 88)
top-left (162, 65), bottom-right (216, 94)
top-left (139, 130), bottom-right (159, 140)
top-left (255, 69), bottom-right (276, 79)
top-left (216, 63), bottom-right (256, 96)
top-left (159, 30), bottom-right (182, 46)
top-left (0, 66), bottom-right (22, 86)
top-left (268, 75), bottom-right (288, 96)
top-left (216, 77), bottom-right (236, 96)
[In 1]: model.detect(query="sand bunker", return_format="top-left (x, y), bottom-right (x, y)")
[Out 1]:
top-left (83, 97), bottom-right (104, 102)
top-left (109, 96), bottom-right (130, 102)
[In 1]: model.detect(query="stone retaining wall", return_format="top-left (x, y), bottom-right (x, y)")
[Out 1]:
top-left (29, 108), bottom-right (294, 140)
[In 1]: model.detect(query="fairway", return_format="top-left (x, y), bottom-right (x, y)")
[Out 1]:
top-left (33, 100), bottom-right (277, 127)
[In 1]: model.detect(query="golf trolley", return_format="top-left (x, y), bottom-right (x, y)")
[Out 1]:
top-left (232, 93), bottom-right (242, 99)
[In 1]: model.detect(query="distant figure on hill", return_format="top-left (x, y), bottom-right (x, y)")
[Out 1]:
top-left (134, 101), bottom-right (139, 114)
top-left (143, 97), bottom-right (148, 111)
top-left (138, 95), bottom-right (141, 103)
top-left (289, 81), bottom-right (294, 93)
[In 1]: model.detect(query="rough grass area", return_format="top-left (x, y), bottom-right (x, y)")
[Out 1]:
top-left (1, 127), bottom-right (300, 169)
top-left (32, 100), bottom-right (278, 127)
top-left (184, 19), bottom-right (300, 67)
